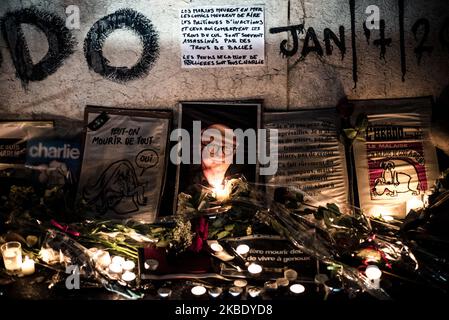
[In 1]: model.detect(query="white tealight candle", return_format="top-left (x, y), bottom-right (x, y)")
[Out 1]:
top-left (191, 285), bottom-right (207, 296)
top-left (365, 265), bottom-right (382, 289)
top-left (21, 257), bottom-right (35, 276)
top-left (121, 271), bottom-right (136, 282)
top-left (236, 244), bottom-right (250, 255)
top-left (290, 284), bottom-right (305, 294)
top-left (122, 260), bottom-right (135, 271)
top-left (158, 288), bottom-right (172, 298)
top-left (144, 259), bottom-right (159, 271)
top-left (210, 243), bottom-right (224, 253)
top-left (112, 256), bottom-right (125, 266)
top-left (247, 263), bottom-right (263, 274)
top-left (248, 287), bottom-right (261, 298)
top-left (229, 286), bottom-right (243, 297)
top-left (233, 279), bottom-right (248, 288)
top-left (365, 265), bottom-right (382, 280)
top-left (208, 287), bottom-right (222, 298)
top-left (108, 262), bottom-right (123, 275)
top-left (284, 269), bottom-right (298, 281)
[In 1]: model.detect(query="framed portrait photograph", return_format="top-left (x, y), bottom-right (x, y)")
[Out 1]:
top-left (77, 106), bottom-right (171, 223)
top-left (174, 101), bottom-right (262, 210)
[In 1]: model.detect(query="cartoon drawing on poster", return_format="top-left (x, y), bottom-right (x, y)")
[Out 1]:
top-left (82, 159), bottom-right (147, 215)
top-left (78, 107), bottom-right (170, 223)
top-left (351, 97), bottom-right (439, 218)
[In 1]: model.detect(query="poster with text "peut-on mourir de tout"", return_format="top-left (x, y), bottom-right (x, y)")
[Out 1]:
top-left (77, 106), bottom-right (171, 223)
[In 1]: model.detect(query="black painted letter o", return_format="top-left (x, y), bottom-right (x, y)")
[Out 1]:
top-left (84, 8), bottom-right (159, 82)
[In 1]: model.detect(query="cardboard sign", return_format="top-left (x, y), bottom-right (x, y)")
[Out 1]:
top-left (78, 106), bottom-right (171, 223)
top-left (264, 109), bottom-right (350, 210)
top-left (180, 5), bottom-right (265, 68)
top-left (351, 97), bottom-right (439, 218)
top-left (0, 121), bottom-right (53, 167)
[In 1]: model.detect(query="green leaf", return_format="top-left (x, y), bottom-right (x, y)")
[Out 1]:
top-left (224, 224), bottom-right (235, 231)
top-left (343, 128), bottom-right (357, 140)
top-left (216, 231), bottom-right (230, 239)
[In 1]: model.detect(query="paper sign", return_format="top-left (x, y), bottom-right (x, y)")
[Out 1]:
top-left (351, 97), bottom-right (439, 218)
top-left (180, 5), bottom-right (265, 68)
top-left (0, 121), bottom-right (53, 167)
top-left (78, 107), bottom-right (171, 223)
top-left (264, 109), bottom-right (350, 210)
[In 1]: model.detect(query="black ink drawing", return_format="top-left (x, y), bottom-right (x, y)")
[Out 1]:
top-left (84, 8), bottom-right (159, 82)
top-left (83, 159), bottom-right (147, 215)
top-left (1, 7), bottom-right (76, 87)
top-left (372, 159), bottom-right (421, 197)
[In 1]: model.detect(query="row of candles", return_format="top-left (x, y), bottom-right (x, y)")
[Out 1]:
top-left (156, 275), bottom-right (306, 299)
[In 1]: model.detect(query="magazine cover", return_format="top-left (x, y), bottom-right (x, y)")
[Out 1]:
top-left (351, 97), bottom-right (439, 218)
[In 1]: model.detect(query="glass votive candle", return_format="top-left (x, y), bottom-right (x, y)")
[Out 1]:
top-left (1, 241), bottom-right (22, 273)
top-left (248, 286), bottom-right (262, 298)
top-left (208, 287), bottom-right (223, 298)
top-left (158, 287), bottom-right (172, 298)
top-left (229, 286), bottom-right (243, 297)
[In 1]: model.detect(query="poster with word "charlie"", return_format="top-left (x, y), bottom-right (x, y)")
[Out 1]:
top-left (78, 106), bottom-right (171, 223)
top-left (351, 97), bottom-right (439, 219)
top-left (180, 5), bottom-right (265, 68)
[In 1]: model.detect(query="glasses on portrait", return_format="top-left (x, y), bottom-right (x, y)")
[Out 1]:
top-left (201, 142), bottom-right (235, 157)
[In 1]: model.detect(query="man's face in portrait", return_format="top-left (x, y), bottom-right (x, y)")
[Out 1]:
top-left (201, 123), bottom-right (236, 187)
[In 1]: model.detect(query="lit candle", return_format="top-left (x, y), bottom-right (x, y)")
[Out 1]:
top-left (365, 265), bottom-right (382, 289)
top-left (284, 269), bottom-right (298, 281)
top-left (406, 197), bottom-right (424, 214)
top-left (21, 256), bottom-right (35, 276)
top-left (158, 288), bottom-right (172, 298)
top-left (121, 271), bottom-right (136, 282)
top-left (233, 279), bottom-right (248, 288)
top-left (248, 287), bottom-right (261, 298)
top-left (122, 260), bottom-right (135, 271)
top-left (236, 244), bottom-right (250, 255)
top-left (191, 285), bottom-right (207, 296)
top-left (111, 256), bottom-right (125, 266)
top-left (247, 263), bottom-right (263, 274)
top-left (229, 286), bottom-right (243, 297)
top-left (210, 243), bottom-right (223, 253)
top-left (144, 259), bottom-right (159, 271)
top-left (108, 262), bottom-right (123, 275)
top-left (290, 284), bottom-right (305, 294)
top-left (1, 242), bottom-right (22, 272)
top-left (208, 287), bottom-right (222, 298)
top-left (214, 185), bottom-right (229, 201)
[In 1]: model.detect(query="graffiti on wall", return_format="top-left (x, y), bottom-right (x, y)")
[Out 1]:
top-left (0, 7), bottom-right (159, 87)
top-left (270, 0), bottom-right (449, 87)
